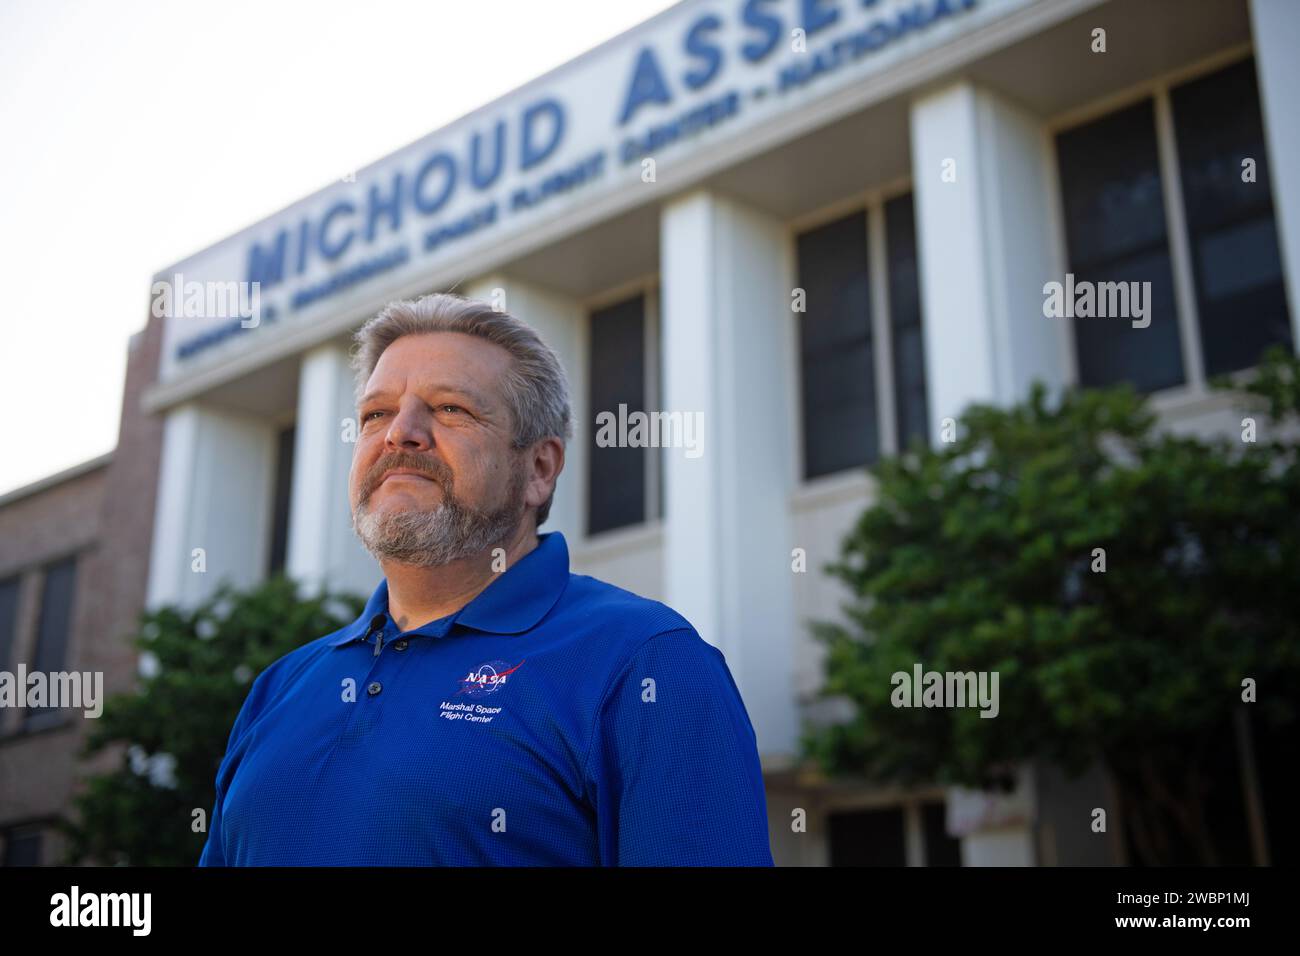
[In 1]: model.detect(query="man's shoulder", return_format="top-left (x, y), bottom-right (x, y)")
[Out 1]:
top-left (557, 571), bottom-right (700, 649)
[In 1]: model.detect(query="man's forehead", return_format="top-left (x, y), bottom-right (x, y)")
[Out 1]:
top-left (360, 374), bottom-right (495, 407)
top-left (366, 332), bottom-right (512, 408)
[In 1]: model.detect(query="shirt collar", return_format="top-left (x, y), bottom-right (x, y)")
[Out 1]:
top-left (328, 531), bottom-right (570, 646)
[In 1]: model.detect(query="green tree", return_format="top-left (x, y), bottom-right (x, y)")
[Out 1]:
top-left (803, 347), bottom-right (1300, 866)
top-left (59, 575), bottom-right (365, 866)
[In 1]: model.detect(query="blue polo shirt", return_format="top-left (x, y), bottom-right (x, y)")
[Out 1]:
top-left (197, 530), bottom-right (773, 866)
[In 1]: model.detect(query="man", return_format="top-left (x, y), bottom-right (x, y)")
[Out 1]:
top-left (198, 292), bottom-right (774, 866)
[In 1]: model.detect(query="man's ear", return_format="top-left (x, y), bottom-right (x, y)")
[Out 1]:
top-left (527, 438), bottom-right (565, 506)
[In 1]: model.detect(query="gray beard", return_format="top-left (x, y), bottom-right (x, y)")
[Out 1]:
top-left (351, 470), bottom-right (526, 569)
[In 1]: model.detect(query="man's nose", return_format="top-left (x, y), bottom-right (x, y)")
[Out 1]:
top-left (384, 403), bottom-right (434, 449)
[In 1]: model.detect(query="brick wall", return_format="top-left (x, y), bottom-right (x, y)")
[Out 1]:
top-left (0, 310), bottom-right (165, 865)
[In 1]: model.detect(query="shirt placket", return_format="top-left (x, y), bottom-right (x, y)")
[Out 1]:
top-left (345, 618), bottom-right (405, 735)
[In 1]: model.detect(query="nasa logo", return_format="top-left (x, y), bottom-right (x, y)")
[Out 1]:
top-left (457, 659), bottom-right (525, 699)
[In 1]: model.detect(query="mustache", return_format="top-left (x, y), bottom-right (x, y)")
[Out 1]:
top-left (361, 452), bottom-right (452, 502)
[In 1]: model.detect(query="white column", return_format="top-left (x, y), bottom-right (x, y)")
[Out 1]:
top-left (286, 344), bottom-right (380, 597)
top-left (146, 402), bottom-right (277, 609)
top-left (463, 274), bottom-right (585, 542)
top-left (910, 80), bottom-right (1069, 438)
top-left (1250, 0), bottom-right (1300, 348)
top-left (911, 82), bottom-right (1065, 864)
top-left (659, 189), bottom-right (799, 759)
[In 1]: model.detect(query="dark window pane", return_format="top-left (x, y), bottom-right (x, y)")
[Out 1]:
top-left (828, 807), bottom-right (906, 866)
top-left (1173, 59), bottom-right (1276, 228)
top-left (1070, 253), bottom-right (1185, 392)
top-left (797, 210), bottom-right (876, 479)
top-left (1057, 100), bottom-right (1168, 270)
top-left (2, 828), bottom-right (43, 867)
top-left (268, 424), bottom-right (295, 576)
top-left (885, 192), bottom-right (929, 451)
top-left (0, 575), bottom-right (19, 671)
top-left (922, 801), bottom-right (962, 866)
top-left (26, 556), bottom-right (77, 723)
top-left (1171, 57), bottom-right (1293, 376)
top-left (587, 295), bottom-right (646, 535)
top-left (1056, 100), bottom-right (1185, 391)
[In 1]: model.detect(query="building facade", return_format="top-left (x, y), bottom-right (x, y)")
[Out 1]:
top-left (138, 0), bottom-right (1299, 865)
top-left (0, 315), bottom-right (167, 865)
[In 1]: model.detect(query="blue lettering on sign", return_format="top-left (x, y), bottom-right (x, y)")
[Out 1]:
top-left (801, 0), bottom-right (841, 36)
top-left (521, 99), bottom-right (565, 170)
top-left (683, 14), bottom-right (724, 90)
top-left (318, 200), bottom-right (356, 260)
top-left (618, 47), bottom-right (673, 126)
top-left (291, 245), bottom-right (410, 311)
top-left (183, 0), bottom-right (982, 363)
top-left (240, 96), bottom-right (568, 295)
top-left (741, 0), bottom-right (783, 62)
top-left (425, 202), bottom-right (497, 253)
top-left (413, 152), bottom-right (456, 215)
top-left (471, 121), bottom-right (505, 190)
top-left (366, 174), bottom-right (403, 242)
top-left (776, 0), bottom-right (978, 93)
top-left (247, 230), bottom-right (287, 289)
top-left (511, 151), bottom-right (606, 209)
top-left (620, 91), bottom-right (739, 165)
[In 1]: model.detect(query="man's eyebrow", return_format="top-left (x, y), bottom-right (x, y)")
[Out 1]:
top-left (358, 384), bottom-right (493, 408)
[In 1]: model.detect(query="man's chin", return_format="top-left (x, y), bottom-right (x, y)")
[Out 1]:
top-left (371, 481), bottom-right (443, 503)
top-left (366, 486), bottom-right (447, 509)
top-left (359, 495), bottom-right (444, 518)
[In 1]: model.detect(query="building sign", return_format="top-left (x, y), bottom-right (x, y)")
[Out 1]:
top-left (158, 0), bottom-right (1034, 381)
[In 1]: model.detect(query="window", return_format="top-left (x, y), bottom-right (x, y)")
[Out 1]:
top-left (0, 575), bottom-right (19, 671)
top-left (25, 556), bottom-right (77, 725)
top-left (1054, 56), bottom-right (1293, 394)
top-left (885, 193), bottom-right (930, 451)
top-left (587, 293), bottom-right (651, 535)
top-left (1055, 99), bottom-right (1185, 392)
top-left (921, 801), bottom-right (963, 866)
top-left (829, 806), bottom-right (906, 866)
top-left (795, 194), bottom-right (929, 479)
top-left (796, 210), bottom-right (877, 479)
top-left (267, 423), bottom-right (296, 576)
top-left (1171, 57), bottom-right (1293, 376)
top-left (829, 801), bottom-right (962, 866)
top-left (2, 827), bottom-right (43, 867)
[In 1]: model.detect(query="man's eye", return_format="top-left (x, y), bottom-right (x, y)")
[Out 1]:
top-left (439, 404), bottom-right (465, 414)
top-left (362, 411), bottom-right (385, 422)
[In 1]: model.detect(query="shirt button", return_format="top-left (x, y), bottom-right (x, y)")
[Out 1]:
top-left (393, 639), bottom-right (409, 651)
top-left (367, 682), bottom-right (383, 696)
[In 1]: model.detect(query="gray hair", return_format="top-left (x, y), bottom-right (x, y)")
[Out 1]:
top-left (350, 292), bottom-right (573, 526)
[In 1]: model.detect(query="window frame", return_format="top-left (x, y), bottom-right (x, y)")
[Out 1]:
top-left (1043, 42), bottom-right (1282, 410)
top-left (0, 822), bottom-right (47, 867)
top-left (15, 551), bottom-right (84, 735)
top-left (0, 572), bottom-right (21, 673)
top-left (267, 418), bottom-right (298, 578)
top-left (579, 274), bottom-right (662, 542)
top-left (787, 175), bottom-right (917, 490)
top-left (822, 787), bottom-right (957, 867)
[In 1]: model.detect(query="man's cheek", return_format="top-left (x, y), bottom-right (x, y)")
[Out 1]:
top-left (348, 459), bottom-right (370, 503)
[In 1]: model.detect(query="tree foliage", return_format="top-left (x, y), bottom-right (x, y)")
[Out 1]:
top-left (59, 575), bottom-right (364, 866)
top-left (802, 346), bottom-right (1300, 864)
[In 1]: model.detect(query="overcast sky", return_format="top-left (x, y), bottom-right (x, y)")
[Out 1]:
top-left (0, 0), bottom-right (677, 497)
